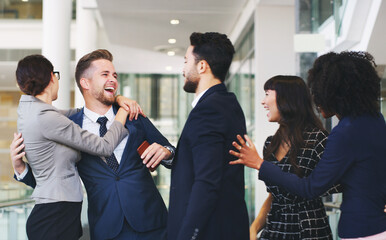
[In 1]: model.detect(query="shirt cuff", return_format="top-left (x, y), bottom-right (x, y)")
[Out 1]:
top-left (15, 164), bottom-right (29, 180)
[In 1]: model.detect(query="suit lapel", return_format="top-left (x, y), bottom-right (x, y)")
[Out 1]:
top-left (196, 83), bottom-right (227, 106)
top-left (69, 108), bottom-right (84, 127)
top-left (112, 105), bottom-right (136, 169)
top-left (70, 108), bottom-right (113, 173)
top-left (181, 83), bottom-right (227, 133)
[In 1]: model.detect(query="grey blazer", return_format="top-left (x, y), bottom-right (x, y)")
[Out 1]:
top-left (17, 95), bottom-right (128, 204)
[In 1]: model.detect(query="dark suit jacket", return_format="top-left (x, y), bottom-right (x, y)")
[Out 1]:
top-left (167, 83), bottom-right (249, 240)
top-left (19, 105), bottom-right (173, 240)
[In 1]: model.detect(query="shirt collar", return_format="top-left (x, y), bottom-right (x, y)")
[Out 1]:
top-left (191, 88), bottom-right (209, 108)
top-left (84, 106), bottom-right (115, 123)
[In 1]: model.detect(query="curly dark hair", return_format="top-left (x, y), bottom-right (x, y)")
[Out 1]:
top-left (16, 54), bottom-right (54, 96)
top-left (307, 51), bottom-right (380, 118)
top-left (263, 75), bottom-right (324, 177)
top-left (190, 32), bottom-right (235, 82)
top-left (75, 49), bottom-right (113, 93)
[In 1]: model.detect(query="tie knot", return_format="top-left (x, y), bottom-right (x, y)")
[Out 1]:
top-left (97, 116), bottom-right (108, 126)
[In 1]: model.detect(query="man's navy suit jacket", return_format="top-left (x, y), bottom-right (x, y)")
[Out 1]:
top-left (167, 83), bottom-right (249, 240)
top-left (19, 105), bottom-right (172, 240)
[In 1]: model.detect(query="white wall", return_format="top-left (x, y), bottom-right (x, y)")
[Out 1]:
top-left (110, 44), bottom-right (183, 74)
top-left (253, 4), bottom-right (296, 217)
top-left (229, 1), bottom-right (296, 218)
top-left (366, 0), bottom-right (386, 65)
top-left (0, 20), bottom-right (77, 49)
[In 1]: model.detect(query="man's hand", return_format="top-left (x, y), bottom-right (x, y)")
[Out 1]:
top-left (10, 133), bottom-right (26, 174)
top-left (115, 95), bottom-right (146, 121)
top-left (140, 143), bottom-right (171, 171)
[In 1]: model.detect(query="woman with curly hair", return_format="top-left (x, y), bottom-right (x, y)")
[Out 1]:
top-left (247, 75), bottom-right (340, 240)
top-left (230, 51), bottom-right (386, 239)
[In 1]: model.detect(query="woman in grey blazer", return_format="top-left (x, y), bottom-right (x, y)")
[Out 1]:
top-left (15, 55), bottom-right (130, 240)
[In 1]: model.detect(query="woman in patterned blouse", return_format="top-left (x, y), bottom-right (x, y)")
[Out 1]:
top-left (230, 52), bottom-right (386, 239)
top-left (231, 75), bottom-right (339, 239)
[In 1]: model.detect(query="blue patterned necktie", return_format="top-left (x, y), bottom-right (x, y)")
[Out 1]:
top-left (97, 116), bottom-right (119, 172)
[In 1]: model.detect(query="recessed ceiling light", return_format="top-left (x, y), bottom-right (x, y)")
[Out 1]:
top-left (170, 19), bottom-right (179, 25)
top-left (168, 38), bottom-right (177, 44)
top-left (167, 51), bottom-right (175, 56)
top-left (22, 0), bottom-right (28, 2)
top-left (166, 66), bottom-right (173, 71)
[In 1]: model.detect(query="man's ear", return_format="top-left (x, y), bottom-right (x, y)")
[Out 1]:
top-left (197, 60), bottom-right (210, 74)
top-left (50, 73), bottom-right (55, 84)
top-left (79, 78), bottom-right (90, 91)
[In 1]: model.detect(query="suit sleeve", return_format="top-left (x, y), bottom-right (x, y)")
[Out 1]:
top-left (259, 126), bottom-right (352, 199)
top-left (13, 163), bottom-right (36, 189)
top-left (139, 116), bottom-right (175, 168)
top-left (312, 131), bottom-right (342, 195)
top-left (39, 108), bottom-right (128, 157)
top-left (58, 108), bottom-right (81, 117)
top-left (177, 107), bottom-right (226, 239)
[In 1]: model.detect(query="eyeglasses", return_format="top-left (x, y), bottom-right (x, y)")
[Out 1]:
top-left (53, 71), bottom-right (60, 80)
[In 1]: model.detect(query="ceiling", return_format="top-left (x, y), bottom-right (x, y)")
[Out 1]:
top-left (96, 0), bottom-right (250, 56)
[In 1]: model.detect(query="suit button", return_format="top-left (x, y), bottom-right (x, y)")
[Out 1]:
top-left (115, 176), bottom-right (120, 181)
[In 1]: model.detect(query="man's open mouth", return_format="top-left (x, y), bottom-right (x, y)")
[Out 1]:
top-left (104, 86), bottom-right (115, 93)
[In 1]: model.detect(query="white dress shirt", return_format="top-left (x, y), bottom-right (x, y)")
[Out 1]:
top-left (83, 106), bottom-right (128, 163)
top-left (191, 88), bottom-right (209, 108)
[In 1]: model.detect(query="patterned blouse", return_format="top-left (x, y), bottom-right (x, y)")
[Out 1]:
top-left (260, 128), bottom-right (340, 240)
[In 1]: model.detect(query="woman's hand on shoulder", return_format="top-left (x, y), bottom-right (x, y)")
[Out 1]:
top-left (115, 95), bottom-right (146, 121)
top-left (229, 134), bottom-right (264, 170)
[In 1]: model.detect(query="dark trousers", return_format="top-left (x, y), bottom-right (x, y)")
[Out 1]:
top-left (26, 201), bottom-right (82, 240)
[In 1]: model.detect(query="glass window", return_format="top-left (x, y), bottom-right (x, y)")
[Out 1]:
top-left (0, 0), bottom-right (42, 19)
top-left (0, 0), bottom-right (77, 20)
top-left (379, 66), bottom-right (386, 118)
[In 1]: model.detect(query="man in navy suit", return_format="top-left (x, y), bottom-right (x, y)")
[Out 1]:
top-left (11, 49), bottom-right (173, 240)
top-left (167, 32), bottom-right (249, 240)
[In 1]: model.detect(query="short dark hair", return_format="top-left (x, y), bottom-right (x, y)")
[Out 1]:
top-left (75, 49), bottom-right (113, 93)
top-left (16, 54), bottom-right (53, 96)
top-left (189, 32), bottom-right (235, 82)
top-left (307, 51), bottom-right (380, 118)
top-left (263, 75), bottom-right (324, 177)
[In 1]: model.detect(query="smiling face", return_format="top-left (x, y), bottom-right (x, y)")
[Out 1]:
top-left (182, 45), bottom-right (200, 93)
top-left (86, 59), bottom-right (118, 106)
top-left (261, 89), bottom-right (281, 122)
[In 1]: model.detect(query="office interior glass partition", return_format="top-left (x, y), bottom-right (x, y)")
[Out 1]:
top-left (0, 0), bottom-right (76, 19)
top-left (380, 66), bottom-right (386, 118)
top-left (310, 0), bottom-right (348, 36)
top-left (296, 1), bottom-right (354, 238)
top-left (0, 201), bottom-right (33, 240)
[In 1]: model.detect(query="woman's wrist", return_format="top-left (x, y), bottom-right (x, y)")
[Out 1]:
top-left (114, 94), bottom-right (121, 103)
top-left (256, 157), bottom-right (264, 170)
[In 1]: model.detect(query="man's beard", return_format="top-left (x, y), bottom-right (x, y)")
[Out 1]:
top-left (95, 89), bottom-right (115, 106)
top-left (183, 71), bottom-right (199, 93)
top-left (183, 80), bottom-right (198, 93)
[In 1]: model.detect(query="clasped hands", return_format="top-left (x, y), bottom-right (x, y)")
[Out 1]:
top-left (229, 134), bottom-right (264, 170)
